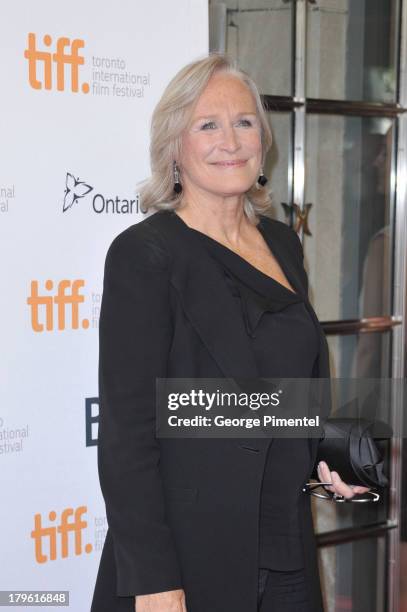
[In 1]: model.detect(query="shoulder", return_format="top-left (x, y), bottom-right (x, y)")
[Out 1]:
top-left (258, 214), bottom-right (297, 240)
top-left (105, 211), bottom-right (172, 272)
top-left (258, 214), bottom-right (304, 261)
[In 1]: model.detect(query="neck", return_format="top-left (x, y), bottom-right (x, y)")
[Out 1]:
top-left (175, 185), bottom-right (257, 246)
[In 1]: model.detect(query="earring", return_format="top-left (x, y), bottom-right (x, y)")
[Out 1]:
top-left (257, 167), bottom-right (268, 187)
top-left (173, 161), bottom-right (182, 194)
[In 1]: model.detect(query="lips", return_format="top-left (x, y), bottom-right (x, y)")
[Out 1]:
top-left (213, 160), bottom-right (247, 167)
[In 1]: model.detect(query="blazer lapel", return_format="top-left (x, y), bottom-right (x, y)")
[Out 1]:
top-left (257, 218), bottom-right (307, 299)
top-left (259, 218), bottom-right (330, 378)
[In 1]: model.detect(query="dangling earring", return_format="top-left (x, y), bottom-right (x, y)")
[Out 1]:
top-left (173, 161), bottom-right (182, 194)
top-left (257, 167), bottom-right (268, 187)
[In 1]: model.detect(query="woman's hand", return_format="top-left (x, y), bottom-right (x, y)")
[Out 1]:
top-left (317, 460), bottom-right (371, 499)
top-left (135, 588), bottom-right (187, 611)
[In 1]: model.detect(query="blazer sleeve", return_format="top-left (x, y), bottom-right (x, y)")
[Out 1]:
top-left (97, 224), bottom-right (183, 597)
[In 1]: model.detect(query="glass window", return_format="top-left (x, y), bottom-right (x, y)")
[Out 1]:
top-left (303, 114), bottom-right (394, 322)
top-left (327, 332), bottom-right (392, 379)
top-left (209, 0), bottom-right (294, 96)
top-left (306, 0), bottom-right (399, 103)
top-left (319, 535), bottom-right (387, 611)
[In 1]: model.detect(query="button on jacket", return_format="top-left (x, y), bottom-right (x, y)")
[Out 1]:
top-left (91, 209), bottom-right (331, 612)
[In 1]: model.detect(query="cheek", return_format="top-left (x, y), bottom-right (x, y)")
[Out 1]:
top-left (181, 135), bottom-right (216, 168)
top-left (244, 131), bottom-right (262, 155)
top-left (180, 131), bottom-right (262, 174)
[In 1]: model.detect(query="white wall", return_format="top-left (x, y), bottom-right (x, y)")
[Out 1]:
top-left (0, 2), bottom-right (208, 609)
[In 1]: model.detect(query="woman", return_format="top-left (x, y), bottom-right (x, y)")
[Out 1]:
top-left (91, 54), bottom-right (370, 612)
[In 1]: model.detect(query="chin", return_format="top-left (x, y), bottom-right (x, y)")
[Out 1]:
top-left (209, 179), bottom-right (255, 197)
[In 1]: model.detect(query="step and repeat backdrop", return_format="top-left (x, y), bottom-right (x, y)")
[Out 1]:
top-left (0, 1), bottom-right (208, 609)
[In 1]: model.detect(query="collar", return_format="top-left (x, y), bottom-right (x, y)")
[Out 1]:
top-left (223, 267), bottom-right (304, 337)
top-left (184, 225), bottom-right (304, 337)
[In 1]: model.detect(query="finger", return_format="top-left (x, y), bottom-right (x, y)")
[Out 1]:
top-left (318, 463), bottom-right (372, 498)
top-left (317, 461), bottom-right (335, 492)
top-left (317, 462), bottom-right (335, 492)
top-left (329, 479), bottom-right (371, 498)
top-left (330, 472), bottom-right (355, 498)
top-left (317, 461), bottom-right (330, 482)
top-left (350, 485), bottom-right (371, 495)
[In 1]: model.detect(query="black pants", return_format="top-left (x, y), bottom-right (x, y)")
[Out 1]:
top-left (257, 568), bottom-right (311, 612)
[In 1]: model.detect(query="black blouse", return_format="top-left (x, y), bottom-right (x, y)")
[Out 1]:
top-left (187, 226), bottom-right (320, 571)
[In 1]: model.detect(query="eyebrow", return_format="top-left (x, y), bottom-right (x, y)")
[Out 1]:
top-left (193, 112), bottom-right (258, 122)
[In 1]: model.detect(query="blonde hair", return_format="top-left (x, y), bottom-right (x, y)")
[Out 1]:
top-left (139, 53), bottom-right (273, 223)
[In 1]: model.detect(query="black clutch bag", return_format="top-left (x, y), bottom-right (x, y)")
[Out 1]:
top-left (304, 417), bottom-right (392, 502)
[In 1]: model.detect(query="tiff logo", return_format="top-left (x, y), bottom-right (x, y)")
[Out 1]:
top-left (27, 280), bottom-right (89, 332)
top-left (24, 33), bottom-right (89, 93)
top-left (31, 506), bottom-right (92, 563)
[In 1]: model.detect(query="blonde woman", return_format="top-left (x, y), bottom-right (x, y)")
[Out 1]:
top-left (91, 54), bottom-right (369, 612)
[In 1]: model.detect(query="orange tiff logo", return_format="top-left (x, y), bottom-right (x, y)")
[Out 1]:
top-left (31, 506), bottom-right (92, 563)
top-left (27, 280), bottom-right (89, 332)
top-left (24, 33), bottom-right (89, 93)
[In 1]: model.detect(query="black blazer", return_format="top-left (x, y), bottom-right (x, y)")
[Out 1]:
top-left (91, 209), bottom-right (331, 612)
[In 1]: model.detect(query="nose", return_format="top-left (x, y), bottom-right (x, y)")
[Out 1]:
top-left (220, 125), bottom-right (241, 153)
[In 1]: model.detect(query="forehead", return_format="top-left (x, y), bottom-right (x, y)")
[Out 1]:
top-left (192, 72), bottom-right (257, 115)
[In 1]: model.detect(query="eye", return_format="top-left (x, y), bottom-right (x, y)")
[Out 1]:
top-left (237, 118), bottom-right (253, 127)
top-left (200, 121), bottom-right (217, 130)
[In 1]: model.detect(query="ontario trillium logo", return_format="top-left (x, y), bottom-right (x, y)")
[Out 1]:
top-left (63, 173), bottom-right (93, 212)
top-left (62, 172), bottom-right (139, 214)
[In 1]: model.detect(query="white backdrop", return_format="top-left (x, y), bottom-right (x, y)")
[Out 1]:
top-left (0, 2), bottom-right (208, 609)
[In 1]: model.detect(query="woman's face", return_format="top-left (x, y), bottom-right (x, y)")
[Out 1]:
top-left (179, 72), bottom-right (263, 199)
